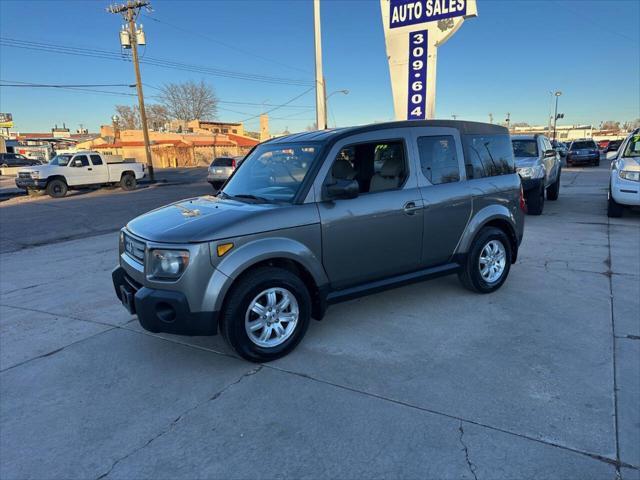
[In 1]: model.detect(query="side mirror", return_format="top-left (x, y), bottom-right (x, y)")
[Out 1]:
top-left (544, 149), bottom-right (557, 158)
top-left (324, 178), bottom-right (359, 200)
top-left (606, 151), bottom-right (618, 161)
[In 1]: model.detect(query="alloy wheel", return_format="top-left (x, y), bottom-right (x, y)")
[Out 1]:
top-left (244, 287), bottom-right (299, 348)
top-left (478, 240), bottom-right (507, 283)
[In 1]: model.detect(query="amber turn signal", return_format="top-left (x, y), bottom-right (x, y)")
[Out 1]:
top-left (216, 243), bottom-right (234, 257)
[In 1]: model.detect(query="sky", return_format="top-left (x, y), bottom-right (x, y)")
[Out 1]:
top-left (0, 0), bottom-right (638, 134)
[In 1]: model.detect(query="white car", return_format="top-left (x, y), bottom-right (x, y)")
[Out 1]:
top-left (15, 151), bottom-right (146, 198)
top-left (608, 129), bottom-right (640, 217)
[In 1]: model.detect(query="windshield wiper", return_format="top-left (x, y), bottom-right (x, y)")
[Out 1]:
top-left (229, 194), bottom-right (272, 204)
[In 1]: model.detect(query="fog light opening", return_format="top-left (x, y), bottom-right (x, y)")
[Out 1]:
top-left (156, 302), bottom-right (176, 323)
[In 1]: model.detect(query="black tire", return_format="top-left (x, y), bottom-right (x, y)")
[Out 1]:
top-left (594, 158), bottom-right (600, 167)
top-left (607, 190), bottom-right (624, 218)
top-left (459, 227), bottom-right (512, 294)
top-left (220, 266), bottom-right (311, 362)
top-left (546, 168), bottom-right (561, 201)
top-left (46, 179), bottom-right (67, 198)
top-left (526, 183), bottom-right (545, 215)
top-left (120, 173), bottom-right (136, 191)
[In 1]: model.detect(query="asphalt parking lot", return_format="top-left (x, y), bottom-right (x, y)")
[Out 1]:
top-left (0, 164), bottom-right (638, 479)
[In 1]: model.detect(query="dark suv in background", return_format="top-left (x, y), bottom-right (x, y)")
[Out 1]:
top-left (567, 139), bottom-right (600, 166)
top-left (0, 153), bottom-right (41, 167)
top-left (113, 120), bottom-right (525, 362)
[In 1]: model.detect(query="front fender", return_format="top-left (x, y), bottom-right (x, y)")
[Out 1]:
top-left (456, 204), bottom-right (521, 257)
top-left (205, 232), bottom-right (327, 313)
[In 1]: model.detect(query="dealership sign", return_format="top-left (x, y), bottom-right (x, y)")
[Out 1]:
top-left (0, 113), bottom-right (13, 128)
top-left (380, 0), bottom-right (477, 120)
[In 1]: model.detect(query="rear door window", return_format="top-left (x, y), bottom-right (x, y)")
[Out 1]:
top-left (416, 135), bottom-right (460, 184)
top-left (212, 157), bottom-right (234, 167)
top-left (464, 134), bottom-right (515, 178)
top-left (90, 155), bottom-right (103, 165)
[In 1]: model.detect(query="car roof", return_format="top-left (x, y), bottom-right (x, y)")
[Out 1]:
top-left (264, 120), bottom-right (509, 146)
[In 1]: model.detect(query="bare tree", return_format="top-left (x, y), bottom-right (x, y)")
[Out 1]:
top-left (158, 80), bottom-right (218, 121)
top-left (115, 105), bottom-right (139, 130)
top-left (601, 120), bottom-right (620, 130)
top-left (114, 104), bottom-right (170, 131)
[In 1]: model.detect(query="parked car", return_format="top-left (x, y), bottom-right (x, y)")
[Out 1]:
top-left (608, 130), bottom-right (640, 217)
top-left (607, 139), bottom-right (623, 153)
top-left (512, 134), bottom-right (562, 215)
top-left (551, 140), bottom-right (569, 161)
top-left (567, 139), bottom-right (600, 166)
top-left (0, 153), bottom-right (41, 168)
top-left (113, 120), bottom-right (525, 362)
top-left (15, 151), bottom-right (145, 197)
top-left (207, 155), bottom-right (245, 190)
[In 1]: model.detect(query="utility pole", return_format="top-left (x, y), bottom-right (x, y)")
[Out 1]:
top-left (108, 0), bottom-right (155, 181)
top-left (451, 114), bottom-right (458, 120)
top-left (313, 0), bottom-right (327, 130)
top-left (489, 113), bottom-right (493, 124)
top-left (505, 113), bottom-right (511, 130)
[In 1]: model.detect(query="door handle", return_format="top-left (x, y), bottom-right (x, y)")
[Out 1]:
top-left (403, 201), bottom-right (423, 214)
top-left (87, 168), bottom-right (93, 170)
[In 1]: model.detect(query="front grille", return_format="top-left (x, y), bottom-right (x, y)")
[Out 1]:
top-left (123, 233), bottom-right (146, 264)
top-left (18, 172), bottom-right (31, 179)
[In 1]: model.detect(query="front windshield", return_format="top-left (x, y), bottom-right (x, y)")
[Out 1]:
top-left (49, 154), bottom-right (72, 166)
top-left (222, 143), bottom-right (320, 202)
top-left (622, 135), bottom-right (640, 158)
top-left (511, 139), bottom-right (538, 157)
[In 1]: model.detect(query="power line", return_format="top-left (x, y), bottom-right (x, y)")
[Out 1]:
top-left (238, 87), bottom-right (315, 123)
top-left (0, 82), bottom-right (134, 88)
top-left (141, 14), bottom-right (311, 75)
top-left (0, 37), bottom-right (314, 86)
top-left (0, 79), bottom-right (137, 97)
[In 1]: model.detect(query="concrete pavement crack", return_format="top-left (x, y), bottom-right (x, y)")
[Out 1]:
top-left (94, 366), bottom-right (263, 480)
top-left (606, 215), bottom-right (622, 479)
top-left (458, 422), bottom-right (479, 480)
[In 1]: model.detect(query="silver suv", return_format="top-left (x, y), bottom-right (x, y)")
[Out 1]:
top-left (113, 121), bottom-right (525, 362)
top-left (511, 134), bottom-right (562, 215)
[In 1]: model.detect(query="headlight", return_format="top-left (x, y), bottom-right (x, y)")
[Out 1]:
top-left (30, 171), bottom-right (40, 179)
top-left (619, 170), bottom-right (640, 182)
top-left (517, 165), bottom-right (545, 179)
top-left (148, 249), bottom-right (189, 280)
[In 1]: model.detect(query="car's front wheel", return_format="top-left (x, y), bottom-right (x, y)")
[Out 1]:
top-left (546, 168), bottom-right (561, 201)
top-left (459, 227), bottom-right (512, 294)
top-left (526, 183), bottom-right (545, 215)
top-left (46, 179), bottom-right (67, 198)
top-left (220, 267), bottom-right (311, 362)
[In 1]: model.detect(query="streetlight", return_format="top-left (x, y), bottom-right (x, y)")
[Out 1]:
top-left (553, 91), bottom-right (562, 141)
top-left (324, 89), bottom-right (349, 128)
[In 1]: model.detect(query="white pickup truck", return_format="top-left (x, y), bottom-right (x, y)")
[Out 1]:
top-left (15, 151), bottom-right (146, 198)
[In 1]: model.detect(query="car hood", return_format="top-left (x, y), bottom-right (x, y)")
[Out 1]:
top-left (514, 157), bottom-right (539, 168)
top-left (17, 164), bottom-right (57, 174)
top-left (126, 195), bottom-right (319, 243)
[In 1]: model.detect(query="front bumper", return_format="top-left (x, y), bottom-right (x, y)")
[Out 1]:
top-left (611, 177), bottom-right (640, 206)
top-left (112, 266), bottom-right (218, 336)
top-left (15, 177), bottom-right (47, 189)
top-left (567, 154), bottom-right (599, 164)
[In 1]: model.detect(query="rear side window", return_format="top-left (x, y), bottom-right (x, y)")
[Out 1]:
top-left (212, 157), bottom-right (234, 167)
top-left (416, 135), bottom-right (459, 184)
top-left (512, 139), bottom-right (538, 158)
top-left (570, 141), bottom-right (597, 150)
top-left (464, 134), bottom-right (515, 178)
top-left (90, 155), bottom-right (103, 165)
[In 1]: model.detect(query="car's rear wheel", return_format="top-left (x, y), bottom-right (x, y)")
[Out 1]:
top-left (546, 169), bottom-right (561, 201)
top-left (120, 173), bottom-right (136, 191)
top-left (607, 190), bottom-right (624, 218)
top-left (220, 267), bottom-right (311, 362)
top-left (459, 227), bottom-right (512, 293)
top-left (46, 179), bottom-right (67, 198)
top-left (526, 183), bottom-right (545, 215)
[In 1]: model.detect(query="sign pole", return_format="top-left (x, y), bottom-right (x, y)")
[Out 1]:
top-left (380, 0), bottom-right (478, 121)
top-left (313, 0), bottom-right (327, 130)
